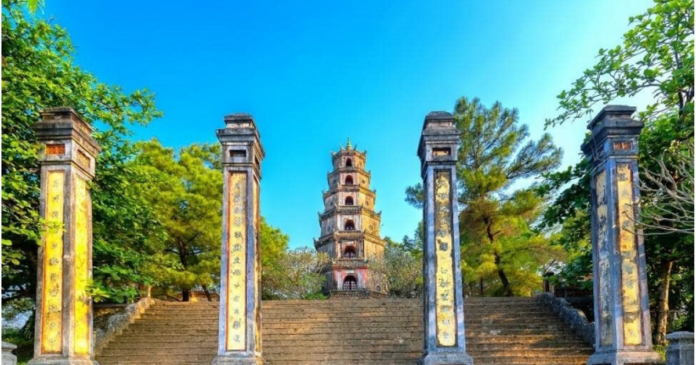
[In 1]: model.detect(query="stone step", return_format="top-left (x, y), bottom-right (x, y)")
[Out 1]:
top-left (263, 362), bottom-right (418, 365)
top-left (261, 351), bottom-right (421, 361)
top-left (100, 346), bottom-right (217, 356)
top-left (97, 297), bottom-right (593, 365)
top-left (472, 355), bottom-right (589, 365)
top-left (98, 354), bottom-right (215, 363)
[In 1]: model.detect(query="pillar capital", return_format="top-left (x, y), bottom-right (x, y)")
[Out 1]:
top-left (34, 107), bottom-right (101, 179)
top-left (418, 112), bottom-right (459, 177)
top-left (217, 113), bottom-right (265, 178)
top-left (581, 105), bottom-right (643, 168)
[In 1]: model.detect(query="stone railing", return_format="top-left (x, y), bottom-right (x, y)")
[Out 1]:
top-left (536, 292), bottom-right (595, 347)
top-left (2, 342), bottom-right (17, 365)
top-left (93, 297), bottom-right (155, 356)
top-left (666, 331), bottom-right (694, 365)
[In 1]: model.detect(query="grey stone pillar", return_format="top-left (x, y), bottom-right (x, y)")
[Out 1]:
top-left (417, 112), bottom-right (473, 365)
top-left (29, 107), bottom-right (101, 365)
top-left (665, 332), bottom-right (694, 365)
top-left (213, 113), bottom-right (265, 365)
top-left (581, 106), bottom-right (661, 365)
top-left (3, 342), bottom-right (18, 365)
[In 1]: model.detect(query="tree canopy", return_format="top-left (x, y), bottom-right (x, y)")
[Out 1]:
top-left (131, 140), bottom-right (223, 302)
top-left (261, 247), bottom-right (330, 300)
top-left (2, 0), bottom-right (163, 305)
top-left (546, 0), bottom-right (693, 129)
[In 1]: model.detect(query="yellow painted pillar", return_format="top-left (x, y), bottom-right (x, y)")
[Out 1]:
top-left (29, 107), bottom-right (101, 365)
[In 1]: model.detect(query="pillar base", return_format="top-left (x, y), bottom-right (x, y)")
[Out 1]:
top-left (421, 351), bottom-right (474, 365)
top-left (28, 358), bottom-right (98, 365)
top-left (587, 349), bottom-right (662, 365)
top-left (211, 354), bottom-right (261, 365)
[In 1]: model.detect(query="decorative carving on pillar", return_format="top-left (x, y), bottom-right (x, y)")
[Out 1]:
top-left (434, 171), bottom-right (455, 347)
top-left (30, 107), bottom-right (101, 365)
top-left (226, 172), bottom-right (247, 351)
top-left (73, 177), bottom-right (91, 355)
top-left (42, 171), bottom-right (65, 354)
top-left (418, 111), bottom-right (473, 365)
top-left (213, 113), bottom-right (264, 365)
top-left (582, 105), bottom-right (661, 365)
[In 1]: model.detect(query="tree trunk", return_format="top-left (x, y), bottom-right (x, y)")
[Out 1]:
top-left (494, 253), bottom-right (511, 296)
top-left (655, 260), bottom-right (673, 346)
top-left (178, 242), bottom-right (190, 302)
top-left (203, 286), bottom-right (212, 302)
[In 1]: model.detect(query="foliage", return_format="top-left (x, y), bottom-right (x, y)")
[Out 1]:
top-left (536, 160), bottom-right (593, 290)
top-left (544, 0), bottom-right (694, 344)
top-left (2, 0), bottom-right (163, 307)
top-left (259, 217), bottom-right (290, 299)
top-left (132, 140), bottom-right (222, 301)
top-left (262, 247), bottom-right (330, 300)
top-left (406, 97), bottom-right (564, 296)
top-left (546, 0), bottom-right (694, 128)
top-left (369, 237), bottom-right (423, 298)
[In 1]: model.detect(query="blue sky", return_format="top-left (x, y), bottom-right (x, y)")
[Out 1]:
top-left (42, 0), bottom-right (654, 248)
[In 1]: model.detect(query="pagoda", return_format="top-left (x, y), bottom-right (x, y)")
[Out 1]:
top-left (314, 139), bottom-right (386, 297)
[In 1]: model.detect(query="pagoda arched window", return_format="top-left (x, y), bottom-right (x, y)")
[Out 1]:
top-left (346, 158), bottom-right (353, 167)
top-left (344, 220), bottom-right (355, 231)
top-left (345, 176), bottom-right (354, 185)
top-left (345, 196), bottom-right (354, 205)
top-left (343, 275), bottom-right (358, 290)
top-left (343, 246), bottom-right (356, 258)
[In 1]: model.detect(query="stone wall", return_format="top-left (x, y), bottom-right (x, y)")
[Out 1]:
top-left (536, 292), bottom-right (595, 347)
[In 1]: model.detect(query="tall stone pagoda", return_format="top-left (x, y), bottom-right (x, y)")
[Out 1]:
top-left (314, 139), bottom-right (386, 297)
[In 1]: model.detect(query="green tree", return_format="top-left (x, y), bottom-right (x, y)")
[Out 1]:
top-left (407, 97), bottom-right (564, 296)
top-left (369, 237), bottom-right (423, 298)
top-left (259, 217), bottom-right (290, 299)
top-left (2, 0), bottom-right (163, 309)
top-left (544, 0), bottom-right (694, 344)
top-left (454, 97), bottom-right (565, 296)
top-left (133, 140), bottom-right (223, 302)
top-left (262, 247), bottom-right (329, 300)
top-left (546, 0), bottom-right (693, 130)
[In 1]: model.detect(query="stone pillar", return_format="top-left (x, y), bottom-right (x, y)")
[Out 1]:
top-left (29, 107), bottom-right (101, 365)
top-left (3, 342), bottom-right (18, 365)
top-left (417, 112), bottom-right (473, 365)
top-left (213, 113), bottom-right (265, 365)
top-left (581, 106), bottom-right (661, 365)
top-left (665, 332), bottom-right (694, 365)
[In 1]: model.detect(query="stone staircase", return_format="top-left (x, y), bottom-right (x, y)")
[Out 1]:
top-left (96, 297), bottom-right (593, 365)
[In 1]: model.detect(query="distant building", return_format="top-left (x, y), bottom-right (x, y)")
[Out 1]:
top-left (314, 139), bottom-right (387, 298)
